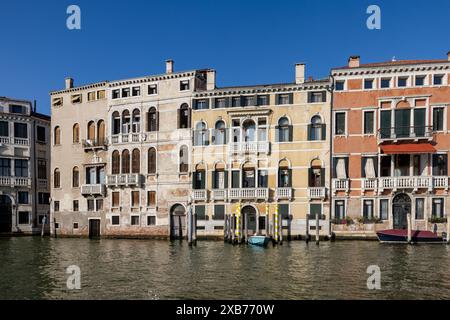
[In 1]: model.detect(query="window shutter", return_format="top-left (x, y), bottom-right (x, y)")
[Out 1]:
top-left (361, 157), bottom-right (366, 178)
top-left (321, 124), bottom-right (326, 141)
top-left (209, 98), bottom-right (214, 109)
top-left (321, 91), bottom-right (327, 102)
top-left (275, 95), bottom-right (280, 105)
top-left (373, 157), bottom-right (378, 177)
top-left (288, 169), bottom-right (292, 187)
top-left (212, 171), bottom-right (216, 189)
top-left (332, 158), bottom-right (337, 179)
top-left (225, 97), bottom-right (230, 108)
top-left (177, 110), bottom-right (181, 129)
top-left (307, 124), bottom-right (311, 141)
top-left (308, 168), bottom-right (312, 187)
top-left (192, 173), bottom-right (196, 189)
top-left (156, 111), bottom-right (159, 131)
top-left (277, 169), bottom-right (281, 188)
top-left (224, 170), bottom-right (228, 188)
top-left (288, 125), bottom-right (293, 142)
top-left (201, 171), bottom-right (206, 189)
top-left (289, 93), bottom-right (294, 104)
top-left (307, 92), bottom-right (312, 103)
top-left (345, 158), bottom-right (349, 179)
top-left (275, 126), bottom-right (280, 142)
top-left (253, 95), bottom-right (258, 106)
top-left (240, 96), bottom-right (245, 107)
top-left (321, 169), bottom-right (325, 187)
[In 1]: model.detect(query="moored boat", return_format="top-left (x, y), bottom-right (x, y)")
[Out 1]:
top-left (248, 235), bottom-right (271, 247)
top-left (377, 229), bottom-right (446, 244)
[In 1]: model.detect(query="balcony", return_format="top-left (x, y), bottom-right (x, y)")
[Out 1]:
top-left (192, 190), bottom-right (207, 202)
top-left (276, 187), bottom-right (292, 200)
top-left (81, 184), bottom-right (106, 197)
top-left (82, 139), bottom-right (107, 151)
top-left (378, 176), bottom-right (448, 192)
top-left (110, 133), bottom-right (144, 145)
top-left (229, 141), bottom-right (270, 155)
top-left (308, 187), bottom-right (326, 200)
top-left (0, 177), bottom-right (31, 188)
top-left (362, 178), bottom-right (378, 192)
top-left (378, 126), bottom-right (433, 143)
top-left (106, 174), bottom-right (141, 187)
top-left (229, 188), bottom-right (269, 201)
top-left (212, 189), bottom-right (227, 201)
top-left (332, 179), bottom-right (349, 195)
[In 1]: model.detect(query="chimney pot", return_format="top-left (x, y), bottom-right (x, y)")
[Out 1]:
top-left (295, 63), bottom-right (305, 84)
top-left (348, 56), bottom-right (360, 68)
top-left (166, 59), bottom-right (174, 74)
top-left (65, 77), bottom-right (74, 89)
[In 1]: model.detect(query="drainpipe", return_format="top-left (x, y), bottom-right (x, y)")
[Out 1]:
top-left (328, 75), bottom-right (335, 239)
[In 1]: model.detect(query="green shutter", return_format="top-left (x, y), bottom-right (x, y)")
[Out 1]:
top-left (307, 124), bottom-right (311, 141)
top-left (321, 124), bottom-right (326, 141)
top-left (289, 93), bottom-right (294, 104)
top-left (288, 125), bottom-right (293, 142)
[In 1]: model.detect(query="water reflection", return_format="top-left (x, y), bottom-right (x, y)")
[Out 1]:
top-left (1, 238), bottom-right (450, 300)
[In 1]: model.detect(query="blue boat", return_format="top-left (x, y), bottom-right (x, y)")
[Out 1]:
top-left (248, 235), bottom-right (271, 247)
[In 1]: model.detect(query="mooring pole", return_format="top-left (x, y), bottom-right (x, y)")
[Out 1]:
top-left (244, 212), bottom-right (248, 244)
top-left (279, 212), bottom-right (283, 245)
top-left (315, 213), bottom-right (320, 245)
top-left (187, 207), bottom-right (193, 246)
top-left (447, 217), bottom-right (450, 244)
top-left (407, 212), bottom-right (412, 244)
top-left (265, 204), bottom-right (269, 236)
top-left (193, 212), bottom-right (197, 246)
top-left (306, 214), bottom-right (310, 244)
top-left (231, 214), bottom-right (236, 244)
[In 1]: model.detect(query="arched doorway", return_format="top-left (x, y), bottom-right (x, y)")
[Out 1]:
top-left (393, 193), bottom-right (411, 230)
top-left (0, 195), bottom-right (12, 232)
top-left (170, 204), bottom-right (186, 239)
top-left (242, 205), bottom-right (257, 235)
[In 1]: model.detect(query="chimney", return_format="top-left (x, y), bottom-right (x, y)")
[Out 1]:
top-left (65, 77), bottom-right (74, 89)
top-left (447, 51), bottom-right (450, 61)
top-left (295, 63), bottom-right (305, 84)
top-left (166, 59), bottom-right (174, 74)
top-left (348, 56), bottom-right (360, 68)
top-left (206, 70), bottom-right (216, 90)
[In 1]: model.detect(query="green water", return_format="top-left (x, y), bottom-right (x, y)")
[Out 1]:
top-left (1, 237), bottom-right (450, 300)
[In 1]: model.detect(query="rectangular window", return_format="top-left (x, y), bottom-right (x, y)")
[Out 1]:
top-left (122, 88), bottom-right (130, 98)
top-left (433, 107), bottom-right (445, 131)
top-left (54, 201), bottom-right (60, 212)
top-left (335, 81), bottom-right (344, 91)
top-left (242, 96), bottom-right (255, 106)
top-left (398, 77), bottom-right (408, 87)
top-left (215, 98), bottom-right (227, 108)
top-left (111, 216), bottom-right (120, 225)
top-left (180, 80), bottom-right (190, 91)
top-left (434, 75), bottom-right (444, 86)
top-left (52, 97), bottom-right (63, 107)
top-left (18, 192), bottom-right (29, 204)
top-left (148, 84), bottom-right (158, 95)
top-left (0, 158), bottom-right (11, 176)
top-left (335, 112), bottom-right (346, 135)
top-left (195, 205), bottom-right (206, 220)
top-left (87, 91), bottom-right (96, 101)
top-left (14, 123), bottom-right (28, 139)
top-left (380, 110), bottom-right (392, 139)
top-left (214, 205), bottom-right (225, 220)
top-left (395, 109), bottom-right (411, 138)
top-left (131, 191), bottom-right (139, 208)
top-left (38, 193), bottom-right (50, 205)
top-left (73, 200), bottom-right (79, 212)
top-left (96, 199), bottom-right (103, 211)
top-left (380, 199), bottom-right (389, 220)
top-left (258, 170), bottom-right (269, 188)
top-left (277, 94), bottom-right (292, 105)
top-left (363, 200), bottom-right (374, 220)
top-left (87, 199), bottom-right (95, 212)
top-left (97, 90), bottom-right (106, 99)
top-left (415, 75), bottom-right (426, 86)
top-left (147, 216), bottom-right (156, 226)
top-left (18, 212), bottom-right (29, 225)
top-left (131, 216), bottom-right (140, 226)
top-left (363, 111), bottom-right (374, 134)
top-left (414, 108), bottom-right (426, 137)
top-left (112, 89), bottom-right (120, 99)
top-left (37, 126), bottom-right (46, 142)
top-left (381, 78), bottom-right (391, 88)
top-left (15, 159), bottom-right (28, 177)
top-left (73, 223), bottom-right (78, 229)
top-left (38, 160), bottom-right (47, 179)
top-left (231, 171), bottom-right (240, 189)
top-left (132, 86), bottom-right (141, 96)
top-left (147, 191), bottom-right (156, 207)
top-left (231, 97), bottom-right (241, 108)
top-left (364, 79), bottom-right (374, 89)
top-left (415, 198), bottom-right (424, 220)
top-left (432, 154), bottom-right (448, 176)
top-left (335, 200), bottom-right (345, 220)
top-left (0, 121), bottom-right (8, 137)
top-left (309, 204), bottom-right (321, 220)
top-left (257, 95), bottom-right (269, 106)
top-left (10, 104), bottom-right (26, 114)
top-left (112, 192), bottom-right (120, 207)
top-left (71, 94), bottom-right (82, 104)
top-left (432, 198), bottom-right (444, 218)
top-left (194, 99), bottom-right (208, 110)
top-left (308, 91), bottom-right (326, 103)
top-left (279, 204), bottom-right (290, 220)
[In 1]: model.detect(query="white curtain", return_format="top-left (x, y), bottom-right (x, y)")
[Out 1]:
top-left (336, 158), bottom-right (347, 179)
top-left (365, 158), bottom-right (376, 179)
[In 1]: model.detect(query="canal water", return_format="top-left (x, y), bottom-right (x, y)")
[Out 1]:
top-left (1, 237), bottom-right (450, 300)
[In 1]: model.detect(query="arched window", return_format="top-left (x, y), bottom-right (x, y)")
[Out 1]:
top-left (147, 107), bottom-right (158, 132)
top-left (277, 117), bottom-right (292, 142)
top-left (72, 167), bottom-right (79, 188)
top-left (309, 159), bottom-right (324, 187)
top-left (122, 149), bottom-right (130, 173)
top-left (122, 110), bottom-right (131, 134)
top-left (87, 121), bottom-right (96, 141)
top-left (278, 159), bottom-right (291, 188)
top-left (309, 115), bottom-right (324, 141)
top-left (132, 109), bottom-right (140, 133)
top-left (131, 149), bottom-right (140, 173)
top-left (194, 163), bottom-right (206, 190)
top-left (54, 168), bottom-right (61, 188)
top-left (243, 120), bottom-right (256, 142)
top-left (242, 162), bottom-right (255, 188)
top-left (72, 124), bottom-right (80, 143)
top-left (194, 121), bottom-right (208, 146)
top-left (148, 147), bottom-right (156, 174)
top-left (97, 120), bottom-right (105, 144)
top-left (112, 111), bottom-right (121, 135)
top-left (178, 104), bottom-right (190, 129)
top-left (213, 162), bottom-right (227, 189)
top-left (112, 150), bottom-right (120, 174)
top-left (54, 126), bottom-right (61, 145)
top-left (179, 145), bottom-right (188, 173)
top-left (213, 120), bottom-right (226, 145)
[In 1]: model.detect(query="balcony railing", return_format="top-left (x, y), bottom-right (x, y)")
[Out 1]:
top-left (192, 190), bottom-right (207, 202)
top-left (229, 141), bottom-right (270, 155)
top-left (106, 174), bottom-right (141, 187)
top-left (276, 187), bottom-right (292, 200)
top-left (308, 187), bottom-right (326, 200)
top-left (81, 184), bottom-right (106, 197)
top-left (212, 189), bottom-right (227, 201)
top-left (378, 176), bottom-right (448, 192)
top-left (0, 177), bottom-right (31, 187)
top-left (332, 179), bottom-right (349, 194)
top-left (229, 188), bottom-right (269, 200)
top-left (0, 137), bottom-right (30, 146)
top-left (82, 139), bottom-right (107, 150)
top-left (110, 133), bottom-right (145, 145)
top-left (362, 178), bottom-right (378, 191)
top-left (378, 126), bottom-right (433, 141)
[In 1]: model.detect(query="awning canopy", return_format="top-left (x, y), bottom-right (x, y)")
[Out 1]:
top-left (381, 143), bottom-right (436, 154)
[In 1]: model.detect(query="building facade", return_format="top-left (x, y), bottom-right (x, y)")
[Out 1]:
top-left (0, 97), bottom-right (50, 234)
top-left (191, 64), bottom-right (332, 239)
top-left (331, 53), bottom-right (450, 238)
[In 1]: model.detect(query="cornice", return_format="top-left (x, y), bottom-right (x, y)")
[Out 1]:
top-left (332, 63), bottom-right (450, 77)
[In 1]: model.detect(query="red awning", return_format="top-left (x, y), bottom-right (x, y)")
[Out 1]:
top-left (380, 143), bottom-right (436, 154)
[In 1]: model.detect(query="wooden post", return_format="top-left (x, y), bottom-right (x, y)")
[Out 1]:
top-left (287, 214), bottom-right (292, 241)
top-left (315, 213), bottom-right (320, 245)
top-left (447, 217), bottom-right (450, 244)
top-left (41, 215), bottom-right (47, 237)
top-left (193, 212), bottom-right (197, 246)
top-left (305, 214), bottom-right (310, 244)
top-left (244, 213), bottom-right (248, 244)
top-left (279, 213), bottom-right (283, 245)
top-left (407, 212), bottom-right (412, 244)
top-left (274, 212), bottom-right (279, 243)
top-left (265, 214), bottom-right (269, 236)
top-left (187, 207), bottom-right (193, 246)
top-left (231, 214), bottom-right (236, 244)
top-left (256, 211), bottom-right (260, 236)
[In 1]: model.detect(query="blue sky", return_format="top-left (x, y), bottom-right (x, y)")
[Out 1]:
top-left (0, 0), bottom-right (449, 116)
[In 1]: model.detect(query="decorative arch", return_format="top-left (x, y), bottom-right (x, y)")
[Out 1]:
top-left (112, 150), bottom-right (120, 174)
top-left (72, 167), bottom-right (79, 188)
top-left (148, 147), bottom-right (157, 174)
top-left (122, 149), bottom-right (130, 173)
top-left (72, 123), bottom-right (80, 143)
top-left (131, 148), bottom-right (140, 173)
top-left (54, 126), bottom-right (61, 145)
top-left (54, 168), bottom-right (61, 188)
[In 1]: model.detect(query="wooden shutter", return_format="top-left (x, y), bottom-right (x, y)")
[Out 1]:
top-left (321, 169), bottom-right (325, 187)
top-left (275, 126), bottom-right (280, 142)
top-left (288, 125), bottom-right (293, 142)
